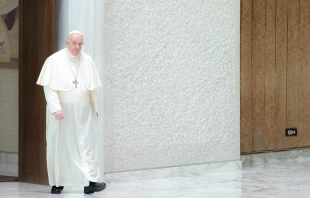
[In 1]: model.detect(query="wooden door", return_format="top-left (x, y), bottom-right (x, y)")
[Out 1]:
top-left (241, 0), bottom-right (310, 153)
top-left (19, 0), bottom-right (54, 184)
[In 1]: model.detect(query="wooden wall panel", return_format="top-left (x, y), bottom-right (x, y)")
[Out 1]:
top-left (275, 0), bottom-right (288, 149)
top-left (241, 0), bottom-right (252, 153)
top-left (241, 0), bottom-right (310, 153)
top-left (252, 0), bottom-right (266, 151)
top-left (264, 0), bottom-right (276, 151)
top-left (19, 0), bottom-right (54, 185)
top-left (299, 0), bottom-right (310, 147)
top-left (286, 0), bottom-right (299, 148)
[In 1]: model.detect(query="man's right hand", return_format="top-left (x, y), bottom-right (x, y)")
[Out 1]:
top-left (53, 110), bottom-right (64, 120)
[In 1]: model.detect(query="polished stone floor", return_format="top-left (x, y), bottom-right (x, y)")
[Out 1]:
top-left (1, 157), bottom-right (310, 198)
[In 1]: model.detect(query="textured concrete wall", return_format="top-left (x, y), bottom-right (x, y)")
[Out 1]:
top-left (103, 0), bottom-right (240, 172)
top-left (0, 68), bottom-right (18, 153)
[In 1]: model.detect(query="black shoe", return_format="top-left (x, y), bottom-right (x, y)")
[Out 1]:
top-left (84, 187), bottom-right (95, 194)
top-left (51, 186), bottom-right (64, 194)
top-left (84, 182), bottom-right (106, 194)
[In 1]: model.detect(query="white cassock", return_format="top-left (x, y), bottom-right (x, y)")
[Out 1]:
top-left (36, 48), bottom-right (102, 187)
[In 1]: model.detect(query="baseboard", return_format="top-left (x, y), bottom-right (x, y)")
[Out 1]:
top-left (105, 160), bottom-right (242, 183)
top-left (241, 148), bottom-right (310, 167)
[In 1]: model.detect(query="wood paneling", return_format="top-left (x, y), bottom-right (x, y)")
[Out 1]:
top-left (241, 0), bottom-right (310, 153)
top-left (265, 0), bottom-right (276, 150)
top-left (252, 0), bottom-right (266, 151)
top-left (275, 0), bottom-right (288, 149)
top-left (287, 0), bottom-right (299, 148)
top-left (241, 0), bottom-right (252, 152)
top-left (299, 0), bottom-right (310, 147)
top-left (19, 0), bottom-right (54, 185)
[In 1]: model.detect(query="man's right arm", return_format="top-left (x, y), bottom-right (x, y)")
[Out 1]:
top-left (43, 86), bottom-right (64, 120)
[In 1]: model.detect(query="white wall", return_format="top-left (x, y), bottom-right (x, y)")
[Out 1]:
top-left (54, 0), bottom-right (240, 173)
top-left (103, 0), bottom-right (240, 172)
top-left (54, 0), bottom-right (69, 51)
top-left (0, 68), bottom-right (18, 153)
top-left (0, 0), bottom-right (19, 153)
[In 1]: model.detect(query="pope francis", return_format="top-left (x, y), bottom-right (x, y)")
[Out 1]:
top-left (37, 30), bottom-right (106, 194)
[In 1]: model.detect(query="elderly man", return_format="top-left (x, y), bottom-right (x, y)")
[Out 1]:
top-left (37, 30), bottom-right (106, 194)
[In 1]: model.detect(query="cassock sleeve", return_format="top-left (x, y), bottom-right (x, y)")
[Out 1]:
top-left (43, 86), bottom-right (62, 114)
top-left (90, 89), bottom-right (98, 114)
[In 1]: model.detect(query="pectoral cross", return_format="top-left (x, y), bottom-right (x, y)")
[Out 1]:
top-left (73, 79), bottom-right (79, 89)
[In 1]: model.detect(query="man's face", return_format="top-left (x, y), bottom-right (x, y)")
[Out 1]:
top-left (66, 33), bottom-right (84, 56)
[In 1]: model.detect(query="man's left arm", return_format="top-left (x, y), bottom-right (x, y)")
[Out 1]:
top-left (90, 89), bottom-right (98, 117)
